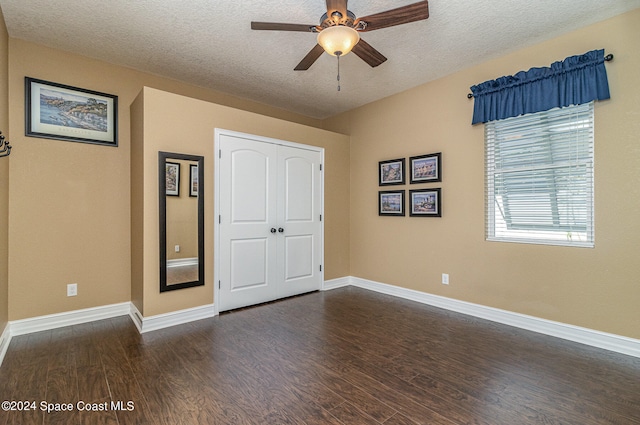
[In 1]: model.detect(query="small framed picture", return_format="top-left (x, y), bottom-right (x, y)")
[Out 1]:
top-left (410, 153), bottom-right (441, 184)
top-left (410, 188), bottom-right (441, 217)
top-left (190, 164), bottom-right (198, 197)
top-left (25, 77), bottom-right (118, 146)
top-left (379, 158), bottom-right (405, 186)
top-left (379, 190), bottom-right (405, 216)
top-left (165, 162), bottom-right (180, 196)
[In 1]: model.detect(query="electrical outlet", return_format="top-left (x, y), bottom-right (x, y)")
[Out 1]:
top-left (442, 273), bottom-right (449, 285)
top-left (67, 283), bottom-right (78, 297)
top-left (175, 245), bottom-right (180, 253)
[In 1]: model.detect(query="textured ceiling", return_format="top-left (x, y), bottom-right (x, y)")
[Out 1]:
top-left (1, 0), bottom-right (638, 119)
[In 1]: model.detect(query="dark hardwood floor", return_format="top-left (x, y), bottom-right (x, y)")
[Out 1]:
top-left (1, 287), bottom-right (639, 425)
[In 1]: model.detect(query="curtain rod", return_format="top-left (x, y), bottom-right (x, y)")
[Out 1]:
top-left (466, 53), bottom-right (614, 99)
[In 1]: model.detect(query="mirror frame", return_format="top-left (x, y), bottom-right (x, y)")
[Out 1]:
top-left (159, 151), bottom-right (205, 292)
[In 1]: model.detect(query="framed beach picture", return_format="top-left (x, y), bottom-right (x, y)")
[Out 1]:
top-left (379, 190), bottom-right (405, 216)
top-left (410, 153), bottom-right (441, 183)
top-left (190, 164), bottom-right (199, 197)
top-left (166, 162), bottom-right (180, 196)
top-left (379, 158), bottom-right (405, 186)
top-left (409, 188), bottom-right (441, 217)
top-left (25, 77), bottom-right (118, 146)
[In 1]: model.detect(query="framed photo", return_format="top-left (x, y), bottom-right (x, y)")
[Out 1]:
top-left (25, 77), bottom-right (118, 146)
top-left (410, 188), bottom-right (441, 217)
top-left (190, 164), bottom-right (199, 197)
top-left (379, 190), bottom-right (405, 216)
top-left (379, 158), bottom-right (405, 186)
top-left (165, 162), bottom-right (180, 196)
top-left (410, 153), bottom-right (441, 184)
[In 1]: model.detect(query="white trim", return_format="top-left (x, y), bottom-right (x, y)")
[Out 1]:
top-left (167, 257), bottom-right (198, 268)
top-left (345, 276), bottom-right (640, 358)
top-left (322, 276), bottom-right (351, 291)
top-left (213, 129), bottom-right (222, 315)
top-left (131, 303), bottom-right (216, 334)
top-left (215, 128), bottom-right (327, 153)
top-left (0, 323), bottom-right (11, 367)
top-left (9, 302), bottom-right (131, 336)
top-left (319, 147), bottom-right (325, 296)
top-left (129, 303), bottom-right (144, 333)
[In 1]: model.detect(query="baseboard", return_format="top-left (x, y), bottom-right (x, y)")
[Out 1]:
top-left (129, 303), bottom-right (144, 333)
top-left (0, 323), bottom-right (10, 368)
top-left (130, 303), bottom-right (216, 333)
top-left (323, 276), bottom-right (351, 291)
top-left (8, 302), bottom-right (218, 337)
top-left (9, 302), bottom-right (131, 336)
top-left (335, 276), bottom-right (640, 358)
top-left (167, 257), bottom-right (198, 268)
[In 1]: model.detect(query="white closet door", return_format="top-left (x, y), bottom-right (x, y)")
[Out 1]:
top-left (218, 133), bottom-right (322, 312)
top-left (218, 134), bottom-right (278, 312)
top-left (276, 146), bottom-right (322, 299)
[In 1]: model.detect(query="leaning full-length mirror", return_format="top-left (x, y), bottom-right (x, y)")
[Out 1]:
top-left (159, 151), bottom-right (204, 292)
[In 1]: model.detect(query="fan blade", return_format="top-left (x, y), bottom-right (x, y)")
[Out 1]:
top-left (294, 44), bottom-right (326, 71)
top-left (351, 39), bottom-right (387, 67)
top-left (251, 22), bottom-right (318, 32)
top-left (326, 0), bottom-right (348, 20)
top-left (357, 1), bottom-right (429, 32)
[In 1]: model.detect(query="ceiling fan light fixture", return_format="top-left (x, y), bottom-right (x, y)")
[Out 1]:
top-left (317, 25), bottom-right (360, 56)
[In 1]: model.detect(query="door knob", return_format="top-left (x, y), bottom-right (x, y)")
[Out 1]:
top-left (278, 228), bottom-right (284, 233)
top-left (270, 228), bottom-right (277, 233)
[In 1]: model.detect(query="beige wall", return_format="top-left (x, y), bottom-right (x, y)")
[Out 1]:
top-left (134, 87), bottom-right (350, 317)
top-left (130, 94), bottom-right (144, 314)
top-left (6, 38), bottom-right (324, 321)
top-left (324, 9), bottom-right (640, 340)
top-left (0, 6), bottom-right (9, 331)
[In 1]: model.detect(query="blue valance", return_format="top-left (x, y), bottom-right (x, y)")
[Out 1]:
top-left (470, 49), bottom-right (610, 124)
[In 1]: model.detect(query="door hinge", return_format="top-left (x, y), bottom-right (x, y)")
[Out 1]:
top-left (319, 265), bottom-right (322, 272)
top-left (219, 149), bottom-right (222, 158)
top-left (219, 280), bottom-right (221, 289)
top-left (219, 215), bottom-right (221, 224)
top-left (320, 164), bottom-right (322, 171)
top-left (320, 214), bottom-right (322, 221)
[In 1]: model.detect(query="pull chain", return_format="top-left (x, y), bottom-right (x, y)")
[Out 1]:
top-left (336, 52), bottom-right (341, 92)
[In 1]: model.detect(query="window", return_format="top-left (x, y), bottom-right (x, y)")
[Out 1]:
top-left (485, 102), bottom-right (594, 247)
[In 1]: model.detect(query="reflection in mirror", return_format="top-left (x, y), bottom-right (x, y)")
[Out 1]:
top-left (159, 151), bottom-right (204, 292)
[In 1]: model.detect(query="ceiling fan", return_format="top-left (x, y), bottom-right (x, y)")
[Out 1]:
top-left (251, 0), bottom-right (430, 71)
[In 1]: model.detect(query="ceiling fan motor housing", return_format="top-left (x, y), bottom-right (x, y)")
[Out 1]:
top-left (319, 10), bottom-right (357, 28)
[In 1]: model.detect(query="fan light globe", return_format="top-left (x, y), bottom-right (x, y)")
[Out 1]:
top-left (317, 25), bottom-right (360, 56)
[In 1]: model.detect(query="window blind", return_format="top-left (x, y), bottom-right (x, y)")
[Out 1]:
top-left (485, 102), bottom-right (594, 247)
